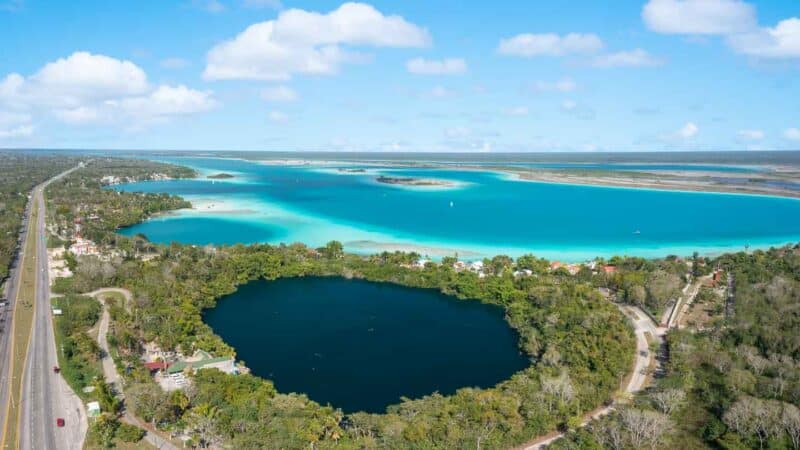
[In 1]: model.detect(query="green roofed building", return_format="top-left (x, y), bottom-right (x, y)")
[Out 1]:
top-left (166, 350), bottom-right (237, 375)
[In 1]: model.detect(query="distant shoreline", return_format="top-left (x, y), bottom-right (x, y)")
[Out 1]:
top-left (489, 167), bottom-right (800, 199)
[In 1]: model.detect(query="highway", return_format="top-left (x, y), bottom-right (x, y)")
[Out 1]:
top-left (0, 197), bottom-right (31, 448)
top-left (1, 166), bottom-right (86, 450)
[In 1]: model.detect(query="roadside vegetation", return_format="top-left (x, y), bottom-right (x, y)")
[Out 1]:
top-left (0, 152), bottom-right (76, 281)
top-left (51, 294), bottom-right (103, 397)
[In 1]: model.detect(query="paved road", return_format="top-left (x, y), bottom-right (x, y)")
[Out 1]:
top-left (89, 289), bottom-right (179, 450)
top-left (17, 167), bottom-right (87, 450)
top-left (0, 198), bottom-right (32, 446)
top-left (522, 304), bottom-right (665, 450)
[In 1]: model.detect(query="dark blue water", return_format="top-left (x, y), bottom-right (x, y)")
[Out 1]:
top-left (115, 157), bottom-right (800, 260)
top-left (203, 277), bottom-right (528, 413)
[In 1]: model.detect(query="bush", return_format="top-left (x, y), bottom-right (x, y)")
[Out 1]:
top-left (116, 422), bottom-right (146, 443)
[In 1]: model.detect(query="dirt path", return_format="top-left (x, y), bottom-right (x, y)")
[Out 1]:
top-left (518, 304), bottom-right (665, 449)
top-left (87, 288), bottom-right (179, 450)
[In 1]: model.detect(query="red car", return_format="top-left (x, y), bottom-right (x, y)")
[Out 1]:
top-left (56, 418), bottom-right (65, 427)
top-left (53, 366), bottom-right (60, 374)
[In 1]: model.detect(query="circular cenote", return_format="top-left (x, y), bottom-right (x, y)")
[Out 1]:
top-left (203, 276), bottom-right (529, 413)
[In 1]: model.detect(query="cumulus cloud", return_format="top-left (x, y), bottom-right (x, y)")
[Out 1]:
top-left (727, 18), bottom-right (800, 59)
top-left (642, 0), bottom-right (756, 35)
top-left (591, 49), bottom-right (663, 67)
top-left (642, 0), bottom-right (800, 60)
top-left (784, 128), bottom-right (800, 141)
top-left (0, 51), bottom-right (215, 129)
top-left (261, 85), bottom-right (298, 102)
top-left (531, 77), bottom-right (577, 93)
top-left (736, 129), bottom-right (764, 141)
top-left (498, 33), bottom-right (604, 57)
top-left (0, 52), bottom-right (148, 109)
top-left (112, 85), bottom-right (215, 119)
top-left (0, 110), bottom-right (33, 139)
top-left (406, 58), bottom-right (467, 75)
top-left (204, 2), bottom-right (430, 81)
top-left (54, 106), bottom-right (101, 124)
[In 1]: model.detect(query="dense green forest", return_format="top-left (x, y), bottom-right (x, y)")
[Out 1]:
top-left (0, 153), bottom-right (77, 282)
top-left (46, 160), bottom-right (636, 449)
top-left (551, 245), bottom-right (800, 450)
top-left (45, 157), bottom-right (193, 249)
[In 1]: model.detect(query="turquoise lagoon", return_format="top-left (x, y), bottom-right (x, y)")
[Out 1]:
top-left (116, 157), bottom-right (800, 261)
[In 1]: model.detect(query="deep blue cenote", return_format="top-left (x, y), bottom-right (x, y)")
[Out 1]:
top-left (203, 277), bottom-right (528, 413)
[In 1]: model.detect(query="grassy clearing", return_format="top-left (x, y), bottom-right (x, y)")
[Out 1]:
top-left (51, 294), bottom-right (104, 401)
top-left (1, 196), bottom-right (39, 449)
top-left (84, 436), bottom-right (154, 450)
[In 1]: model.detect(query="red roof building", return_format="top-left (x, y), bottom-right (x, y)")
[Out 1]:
top-left (143, 361), bottom-right (172, 372)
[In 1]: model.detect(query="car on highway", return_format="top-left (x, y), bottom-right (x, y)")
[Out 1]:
top-left (56, 418), bottom-right (65, 427)
top-left (53, 366), bottom-right (60, 373)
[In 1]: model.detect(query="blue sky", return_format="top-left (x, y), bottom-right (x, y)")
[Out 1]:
top-left (1, 0), bottom-right (799, 152)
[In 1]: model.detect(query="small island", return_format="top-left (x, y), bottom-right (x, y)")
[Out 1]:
top-left (376, 175), bottom-right (455, 187)
top-left (207, 173), bottom-right (235, 179)
top-left (338, 168), bottom-right (367, 173)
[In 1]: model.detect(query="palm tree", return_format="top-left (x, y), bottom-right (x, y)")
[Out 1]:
top-left (186, 403), bottom-right (221, 448)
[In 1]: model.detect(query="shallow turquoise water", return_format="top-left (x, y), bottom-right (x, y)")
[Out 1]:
top-left (204, 277), bottom-right (527, 412)
top-left (116, 157), bottom-right (800, 261)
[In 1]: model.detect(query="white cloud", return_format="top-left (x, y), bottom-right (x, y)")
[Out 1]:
top-left (784, 128), bottom-right (800, 141)
top-left (736, 129), bottom-right (764, 141)
top-left (406, 58), bottom-right (467, 75)
top-left (161, 57), bottom-right (189, 69)
top-left (54, 106), bottom-right (101, 124)
top-left (505, 106), bottom-right (529, 117)
top-left (0, 52), bottom-right (149, 109)
top-left (591, 49), bottom-right (663, 67)
top-left (727, 18), bottom-right (800, 59)
top-left (0, 52), bottom-right (215, 130)
top-left (0, 111), bottom-right (33, 139)
top-left (531, 77), bottom-right (577, 93)
top-left (561, 100), bottom-right (577, 111)
top-left (204, 2), bottom-right (430, 81)
top-left (498, 33), bottom-right (604, 57)
top-left (268, 110), bottom-right (289, 123)
top-left (261, 85), bottom-right (297, 102)
top-left (113, 85), bottom-right (216, 119)
top-left (678, 122), bottom-right (699, 138)
top-left (642, 0), bottom-right (756, 35)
